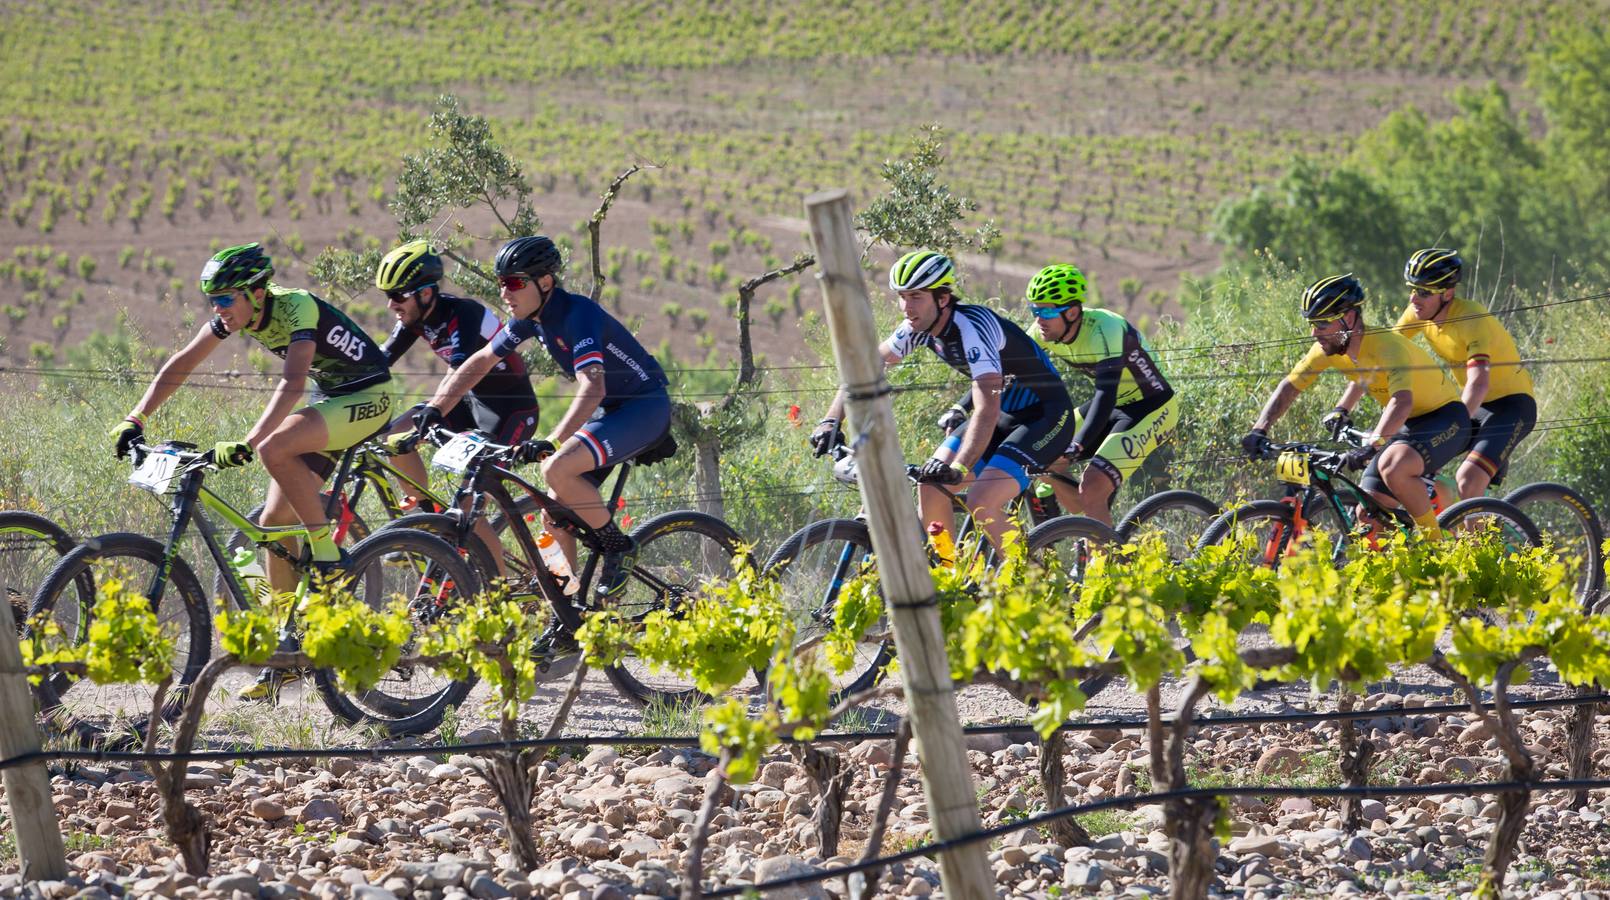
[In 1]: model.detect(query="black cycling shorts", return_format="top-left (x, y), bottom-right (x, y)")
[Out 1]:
top-left (1466, 393), bottom-right (1536, 487)
top-left (1360, 401), bottom-right (1472, 496)
top-left (939, 395), bottom-right (1077, 491)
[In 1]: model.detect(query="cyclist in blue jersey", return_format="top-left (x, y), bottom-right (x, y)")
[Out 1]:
top-left (811, 250), bottom-right (1076, 553)
top-left (414, 236), bottom-right (671, 597)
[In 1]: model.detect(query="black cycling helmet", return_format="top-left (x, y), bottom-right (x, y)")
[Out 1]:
top-left (494, 236), bottom-right (563, 279)
top-left (375, 240), bottom-right (444, 294)
top-left (1404, 248), bottom-right (1463, 291)
top-left (1300, 274), bottom-right (1365, 322)
top-left (199, 243), bottom-right (274, 295)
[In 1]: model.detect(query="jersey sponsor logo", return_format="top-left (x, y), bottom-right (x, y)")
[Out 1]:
top-left (1126, 348), bottom-right (1166, 392)
top-left (1118, 401), bottom-right (1173, 460)
top-left (608, 343), bottom-right (651, 382)
top-left (967, 346), bottom-right (981, 363)
top-left (1032, 408), bottom-right (1072, 452)
top-left (574, 337), bottom-right (595, 352)
top-left (328, 325), bottom-right (369, 362)
top-left (345, 393), bottom-right (391, 423)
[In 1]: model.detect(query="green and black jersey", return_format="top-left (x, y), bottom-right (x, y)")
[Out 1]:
top-left (211, 286), bottom-right (390, 396)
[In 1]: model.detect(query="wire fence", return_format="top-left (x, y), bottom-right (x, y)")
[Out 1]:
top-left (4, 689), bottom-right (1603, 773)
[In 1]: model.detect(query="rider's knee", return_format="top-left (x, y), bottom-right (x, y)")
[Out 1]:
top-left (1376, 447), bottom-right (1420, 482)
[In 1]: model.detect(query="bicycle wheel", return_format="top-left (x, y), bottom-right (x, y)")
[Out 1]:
top-left (213, 500), bottom-right (373, 606)
top-left (29, 533), bottom-right (211, 724)
top-left (1438, 497), bottom-right (1542, 549)
top-left (376, 512), bottom-right (501, 589)
top-left (311, 528), bottom-right (479, 736)
top-left (0, 511), bottom-right (82, 633)
top-left (1193, 500), bottom-right (1302, 569)
top-left (1114, 490), bottom-right (1221, 558)
top-left (1024, 515), bottom-right (1121, 698)
top-left (762, 518), bottom-right (889, 705)
top-left (602, 511), bottom-right (749, 709)
top-left (1502, 482), bottom-right (1605, 606)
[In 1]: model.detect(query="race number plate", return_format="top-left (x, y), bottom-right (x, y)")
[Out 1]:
top-left (129, 450), bottom-right (181, 495)
top-left (432, 432), bottom-right (487, 474)
top-left (1275, 451), bottom-right (1310, 486)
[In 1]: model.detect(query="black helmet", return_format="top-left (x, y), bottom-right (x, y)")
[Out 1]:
top-left (1403, 248), bottom-right (1462, 291)
top-left (494, 236), bottom-right (563, 278)
top-left (375, 240), bottom-right (444, 294)
top-left (199, 243), bottom-right (274, 295)
top-left (1300, 274), bottom-right (1365, 322)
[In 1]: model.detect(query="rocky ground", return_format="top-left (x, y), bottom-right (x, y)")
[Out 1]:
top-left (3, 687), bottom-right (1609, 900)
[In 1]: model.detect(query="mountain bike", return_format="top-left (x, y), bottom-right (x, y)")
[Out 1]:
top-left (1196, 426), bottom-right (1541, 566)
top-left (763, 443), bottom-right (1117, 704)
top-left (366, 424), bottom-right (745, 713)
top-left (27, 437), bottom-right (480, 736)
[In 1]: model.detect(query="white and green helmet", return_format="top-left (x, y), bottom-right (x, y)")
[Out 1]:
top-left (888, 250), bottom-right (957, 293)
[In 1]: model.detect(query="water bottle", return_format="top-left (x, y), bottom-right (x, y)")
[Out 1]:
top-left (926, 521), bottom-right (957, 569)
top-left (230, 547), bottom-right (271, 604)
top-left (536, 530), bottom-right (579, 596)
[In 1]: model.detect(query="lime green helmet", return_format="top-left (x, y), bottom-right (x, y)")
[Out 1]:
top-left (888, 250), bottom-right (957, 293)
top-left (1026, 264), bottom-right (1089, 308)
top-left (199, 243), bottom-right (273, 296)
top-left (375, 240), bottom-right (444, 294)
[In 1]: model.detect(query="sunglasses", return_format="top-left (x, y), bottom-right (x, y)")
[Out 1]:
top-left (1030, 304), bottom-right (1074, 320)
top-left (385, 283), bottom-right (434, 303)
top-left (497, 275), bottom-right (531, 291)
top-left (1409, 287), bottom-right (1441, 298)
top-left (207, 292), bottom-right (240, 308)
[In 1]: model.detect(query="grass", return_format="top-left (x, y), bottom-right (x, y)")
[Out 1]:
top-left (0, 828), bottom-right (112, 866)
top-left (1074, 809), bottom-right (1137, 838)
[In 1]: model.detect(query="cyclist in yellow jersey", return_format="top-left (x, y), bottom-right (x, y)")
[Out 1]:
top-left (1242, 274), bottom-right (1470, 539)
top-left (1393, 248), bottom-right (1536, 500)
top-left (1021, 265), bottom-right (1178, 526)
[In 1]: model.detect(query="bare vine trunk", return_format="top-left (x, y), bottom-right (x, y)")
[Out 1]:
top-left (474, 700), bottom-right (543, 872)
top-left (148, 653), bottom-right (243, 875)
top-left (1151, 680), bottom-right (1218, 900)
top-left (682, 750), bottom-right (733, 900)
top-left (1038, 729), bottom-right (1093, 847)
top-left (1565, 687), bottom-right (1599, 810)
top-left (692, 435), bottom-right (724, 522)
top-left (799, 745), bottom-right (851, 856)
top-left (849, 719), bottom-right (911, 900)
top-left (1335, 691), bottom-right (1376, 832)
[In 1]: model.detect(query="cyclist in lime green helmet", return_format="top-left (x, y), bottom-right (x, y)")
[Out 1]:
top-left (1025, 264), bottom-right (1178, 527)
top-left (110, 243), bottom-right (396, 699)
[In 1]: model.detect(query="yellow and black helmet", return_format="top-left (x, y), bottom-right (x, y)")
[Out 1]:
top-left (888, 250), bottom-right (957, 293)
top-left (375, 240), bottom-right (444, 294)
top-left (1300, 274), bottom-right (1365, 322)
top-left (1403, 248), bottom-right (1462, 291)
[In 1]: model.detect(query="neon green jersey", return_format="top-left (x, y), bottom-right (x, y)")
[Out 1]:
top-left (210, 286), bottom-right (390, 396)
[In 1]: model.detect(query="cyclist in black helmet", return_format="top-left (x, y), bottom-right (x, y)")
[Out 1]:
top-left (1242, 274), bottom-right (1469, 540)
top-left (413, 236), bottom-right (670, 598)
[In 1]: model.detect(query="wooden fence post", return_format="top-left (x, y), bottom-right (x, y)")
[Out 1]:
top-left (0, 574), bottom-right (68, 880)
top-left (805, 188), bottom-right (996, 899)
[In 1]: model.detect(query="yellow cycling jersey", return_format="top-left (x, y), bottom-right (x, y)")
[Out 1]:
top-left (1393, 297), bottom-right (1533, 401)
top-left (1286, 327), bottom-right (1461, 417)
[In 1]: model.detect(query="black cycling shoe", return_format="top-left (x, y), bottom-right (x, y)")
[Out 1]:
top-left (594, 538), bottom-right (638, 599)
top-left (306, 549), bottom-right (355, 584)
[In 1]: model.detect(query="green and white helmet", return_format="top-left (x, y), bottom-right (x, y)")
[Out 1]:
top-left (199, 243), bottom-right (274, 295)
top-left (1026, 264), bottom-right (1090, 308)
top-left (888, 250), bottom-right (957, 293)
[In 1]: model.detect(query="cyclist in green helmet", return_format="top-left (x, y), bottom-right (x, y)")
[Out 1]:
top-left (1024, 264), bottom-right (1178, 527)
top-left (110, 243), bottom-right (396, 700)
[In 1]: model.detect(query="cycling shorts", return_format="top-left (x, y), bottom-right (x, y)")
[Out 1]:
top-left (575, 391), bottom-right (673, 470)
top-left (1466, 393), bottom-right (1536, 487)
top-left (310, 380), bottom-right (398, 452)
top-left (939, 398), bottom-right (1077, 491)
top-left (1360, 400), bottom-right (1472, 497)
top-left (1069, 394), bottom-right (1178, 488)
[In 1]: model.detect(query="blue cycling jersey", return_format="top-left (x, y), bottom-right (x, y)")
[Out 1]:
top-left (490, 287), bottom-right (669, 401)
